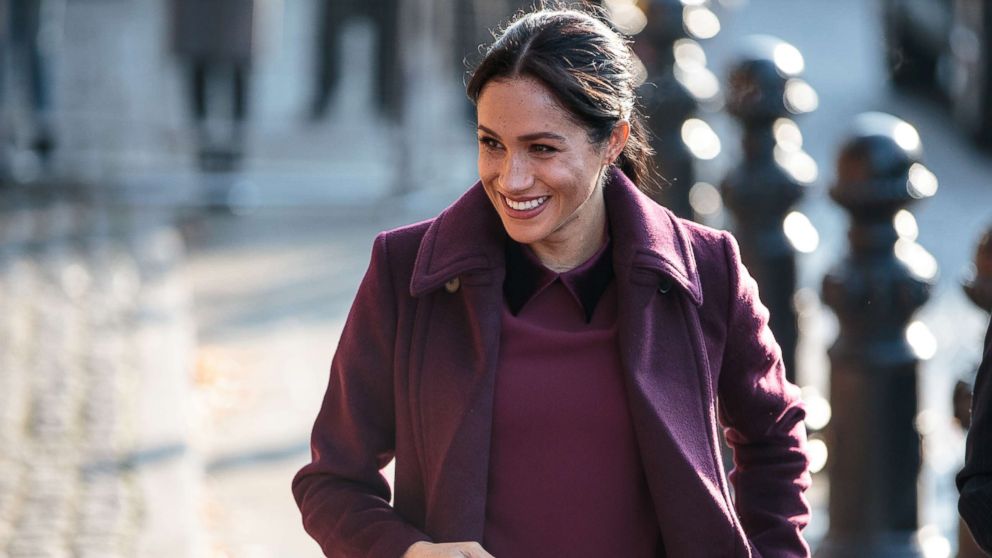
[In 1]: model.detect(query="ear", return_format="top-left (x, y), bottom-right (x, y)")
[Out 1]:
top-left (604, 120), bottom-right (631, 164)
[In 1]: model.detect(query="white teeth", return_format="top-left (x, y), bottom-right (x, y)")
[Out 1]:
top-left (504, 195), bottom-right (549, 211)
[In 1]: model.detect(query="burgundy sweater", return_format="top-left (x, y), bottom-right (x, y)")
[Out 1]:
top-left (482, 239), bottom-right (663, 557)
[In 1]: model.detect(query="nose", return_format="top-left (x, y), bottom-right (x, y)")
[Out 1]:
top-left (500, 153), bottom-right (534, 193)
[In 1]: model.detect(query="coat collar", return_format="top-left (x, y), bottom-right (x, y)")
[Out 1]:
top-left (410, 167), bottom-right (703, 306)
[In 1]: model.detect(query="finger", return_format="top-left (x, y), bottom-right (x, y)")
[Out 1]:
top-left (460, 542), bottom-right (495, 558)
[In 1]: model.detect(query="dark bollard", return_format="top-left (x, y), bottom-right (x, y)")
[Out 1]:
top-left (637, 0), bottom-right (695, 218)
top-left (955, 225), bottom-right (992, 558)
top-left (636, 0), bottom-right (720, 219)
top-left (816, 113), bottom-right (938, 558)
top-left (720, 36), bottom-right (817, 384)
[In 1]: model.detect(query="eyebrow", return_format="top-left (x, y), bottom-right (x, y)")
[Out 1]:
top-left (477, 125), bottom-right (567, 143)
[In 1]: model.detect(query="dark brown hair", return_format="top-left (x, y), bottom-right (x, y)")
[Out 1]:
top-left (466, 5), bottom-right (656, 191)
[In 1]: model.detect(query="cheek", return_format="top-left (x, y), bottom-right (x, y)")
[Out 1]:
top-left (477, 152), bottom-right (498, 179)
top-left (546, 158), bottom-right (595, 195)
top-left (476, 158), bottom-right (499, 203)
top-left (477, 154), bottom-right (491, 174)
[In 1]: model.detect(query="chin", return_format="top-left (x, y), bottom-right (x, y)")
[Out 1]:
top-left (501, 222), bottom-right (545, 246)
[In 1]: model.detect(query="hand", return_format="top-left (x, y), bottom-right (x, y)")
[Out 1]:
top-left (402, 541), bottom-right (495, 558)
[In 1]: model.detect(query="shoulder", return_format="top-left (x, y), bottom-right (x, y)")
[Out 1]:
top-left (376, 218), bottom-right (433, 256)
top-left (678, 218), bottom-right (733, 261)
top-left (369, 218), bottom-right (434, 282)
top-left (672, 217), bottom-right (740, 315)
top-left (677, 217), bottom-right (736, 281)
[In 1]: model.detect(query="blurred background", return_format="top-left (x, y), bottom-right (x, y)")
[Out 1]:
top-left (0, 0), bottom-right (990, 556)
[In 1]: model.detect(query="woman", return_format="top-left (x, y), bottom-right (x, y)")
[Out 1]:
top-left (293, 7), bottom-right (811, 558)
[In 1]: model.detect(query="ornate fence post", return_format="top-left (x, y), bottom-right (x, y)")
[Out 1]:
top-left (815, 112), bottom-right (938, 558)
top-left (635, 0), bottom-right (698, 218)
top-left (721, 36), bottom-right (817, 384)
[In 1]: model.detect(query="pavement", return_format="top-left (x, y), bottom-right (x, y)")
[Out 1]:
top-left (0, 184), bottom-right (201, 558)
top-left (1, 0), bottom-right (991, 556)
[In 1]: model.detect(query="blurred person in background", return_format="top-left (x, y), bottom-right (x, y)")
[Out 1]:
top-left (958, 319), bottom-right (992, 555)
top-left (310, 0), bottom-right (401, 122)
top-left (0, 0), bottom-right (8, 184)
top-left (170, 0), bottom-right (255, 172)
top-left (0, 0), bottom-right (58, 177)
top-left (309, 0), bottom-right (348, 120)
top-left (293, 6), bottom-right (811, 558)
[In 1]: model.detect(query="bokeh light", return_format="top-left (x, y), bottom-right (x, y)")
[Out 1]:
top-left (801, 386), bottom-right (832, 431)
top-left (895, 239), bottom-right (939, 281)
top-left (907, 163), bottom-right (939, 198)
top-left (674, 66), bottom-right (721, 102)
top-left (772, 42), bottom-right (805, 75)
top-left (673, 39), bottom-right (707, 71)
top-left (894, 209), bottom-right (919, 240)
top-left (774, 146), bottom-right (819, 184)
top-left (688, 182), bottom-right (723, 215)
top-left (893, 121), bottom-right (922, 152)
top-left (783, 211), bottom-right (820, 253)
top-left (773, 118), bottom-right (803, 151)
top-left (683, 6), bottom-right (721, 39)
top-left (681, 118), bottom-right (722, 160)
top-left (905, 320), bottom-right (938, 360)
top-left (784, 79), bottom-right (819, 113)
top-left (917, 525), bottom-right (952, 558)
top-left (605, 0), bottom-right (648, 35)
top-left (807, 437), bottom-right (828, 474)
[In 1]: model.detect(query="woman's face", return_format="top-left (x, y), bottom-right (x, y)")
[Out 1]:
top-left (476, 77), bottom-right (626, 270)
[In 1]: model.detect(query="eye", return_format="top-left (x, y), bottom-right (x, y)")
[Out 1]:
top-left (478, 136), bottom-right (502, 151)
top-left (531, 144), bottom-right (558, 155)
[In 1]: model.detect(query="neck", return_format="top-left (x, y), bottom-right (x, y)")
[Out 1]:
top-left (530, 190), bottom-right (608, 273)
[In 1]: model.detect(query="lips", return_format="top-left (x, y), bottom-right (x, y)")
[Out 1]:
top-left (500, 194), bottom-right (550, 219)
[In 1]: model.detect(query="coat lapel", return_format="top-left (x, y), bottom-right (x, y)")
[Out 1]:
top-left (415, 271), bottom-right (504, 543)
top-left (408, 183), bottom-right (506, 542)
top-left (606, 170), bottom-right (741, 555)
top-left (615, 279), bottom-right (740, 556)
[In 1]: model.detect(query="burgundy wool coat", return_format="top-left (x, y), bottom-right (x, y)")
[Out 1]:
top-left (958, 319), bottom-right (992, 553)
top-left (292, 168), bottom-right (812, 558)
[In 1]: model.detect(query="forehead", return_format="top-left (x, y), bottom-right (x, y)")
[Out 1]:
top-left (476, 77), bottom-right (582, 136)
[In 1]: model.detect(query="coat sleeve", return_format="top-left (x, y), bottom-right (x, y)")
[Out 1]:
top-left (292, 233), bottom-right (431, 558)
top-left (716, 232), bottom-right (812, 558)
top-left (957, 319), bottom-right (992, 554)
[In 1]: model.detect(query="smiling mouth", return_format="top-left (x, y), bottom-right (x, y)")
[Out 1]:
top-left (503, 195), bottom-right (550, 211)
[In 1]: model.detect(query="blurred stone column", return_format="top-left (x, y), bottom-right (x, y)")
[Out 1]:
top-left (816, 113), bottom-right (938, 558)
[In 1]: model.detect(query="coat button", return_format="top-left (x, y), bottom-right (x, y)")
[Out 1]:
top-left (658, 278), bottom-right (673, 294)
top-left (444, 277), bottom-right (461, 293)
